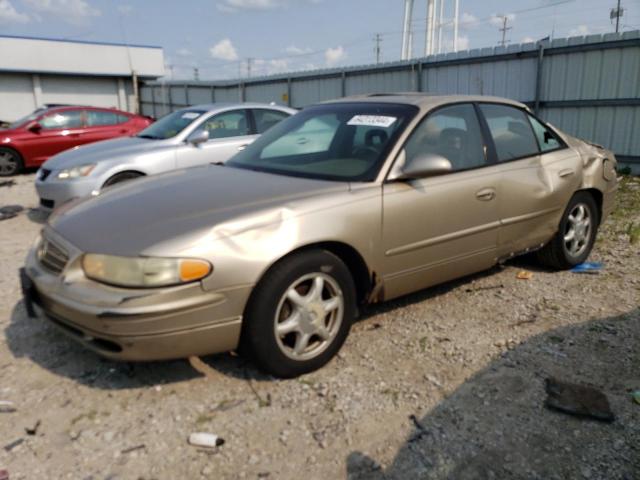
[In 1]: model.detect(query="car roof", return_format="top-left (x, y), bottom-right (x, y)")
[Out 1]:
top-left (185, 102), bottom-right (296, 114)
top-left (321, 93), bottom-right (528, 110)
top-left (40, 105), bottom-right (133, 115)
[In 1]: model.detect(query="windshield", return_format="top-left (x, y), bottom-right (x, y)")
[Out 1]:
top-left (137, 109), bottom-right (205, 139)
top-left (8, 110), bottom-right (45, 129)
top-left (227, 103), bottom-right (418, 182)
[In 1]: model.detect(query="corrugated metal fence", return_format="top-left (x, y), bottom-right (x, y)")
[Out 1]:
top-left (141, 30), bottom-right (640, 166)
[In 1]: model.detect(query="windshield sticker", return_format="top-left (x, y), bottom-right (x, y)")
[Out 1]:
top-left (347, 115), bottom-right (397, 128)
top-left (182, 112), bottom-right (201, 120)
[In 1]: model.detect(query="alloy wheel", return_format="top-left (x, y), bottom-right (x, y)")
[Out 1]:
top-left (563, 203), bottom-right (592, 258)
top-left (274, 272), bottom-right (344, 361)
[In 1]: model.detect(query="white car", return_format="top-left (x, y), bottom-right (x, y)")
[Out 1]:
top-left (35, 103), bottom-right (296, 209)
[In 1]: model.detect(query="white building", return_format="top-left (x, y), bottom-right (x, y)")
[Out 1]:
top-left (0, 34), bottom-right (164, 122)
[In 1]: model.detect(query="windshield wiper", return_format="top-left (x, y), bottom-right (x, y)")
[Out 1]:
top-left (137, 134), bottom-right (160, 139)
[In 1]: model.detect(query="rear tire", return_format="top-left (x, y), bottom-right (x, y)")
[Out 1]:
top-left (241, 250), bottom-right (356, 378)
top-left (0, 147), bottom-right (24, 176)
top-left (102, 171), bottom-right (143, 188)
top-left (536, 192), bottom-right (599, 269)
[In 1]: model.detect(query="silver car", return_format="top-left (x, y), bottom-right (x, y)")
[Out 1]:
top-left (21, 94), bottom-right (617, 378)
top-left (35, 103), bottom-right (295, 209)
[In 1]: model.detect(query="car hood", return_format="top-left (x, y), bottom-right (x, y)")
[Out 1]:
top-left (41, 137), bottom-right (174, 170)
top-left (49, 165), bottom-right (349, 256)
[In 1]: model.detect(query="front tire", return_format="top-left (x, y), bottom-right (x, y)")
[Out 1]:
top-left (242, 250), bottom-right (356, 378)
top-left (537, 192), bottom-right (599, 269)
top-left (0, 147), bottom-right (23, 176)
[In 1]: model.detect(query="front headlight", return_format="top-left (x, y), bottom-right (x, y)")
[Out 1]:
top-left (82, 254), bottom-right (212, 288)
top-left (57, 164), bottom-right (96, 180)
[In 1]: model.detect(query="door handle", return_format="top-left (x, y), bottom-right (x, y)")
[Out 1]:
top-left (237, 144), bottom-right (248, 151)
top-left (559, 168), bottom-right (575, 178)
top-left (476, 188), bottom-right (496, 201)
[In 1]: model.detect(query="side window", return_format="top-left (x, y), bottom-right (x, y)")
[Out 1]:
top-left (528, 115), bottom-right (562, 153)
top-left (261, 114), bottom-right (339, 159)
top-left (253, 109), bottom-right (290, 134)
top-left (86, 110), bottom-right (124, 127)
top-left (404, 103), bottom-right (486, 172)
top-left (480, 104), bottom-right (539, 162)
top-left (194, 110), bottom-right (250, 140)
top-left (40, 110), bottom-right (83, 129)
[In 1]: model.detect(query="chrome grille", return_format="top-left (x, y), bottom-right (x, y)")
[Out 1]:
top-left (37, 236), bottom-right (69, 275)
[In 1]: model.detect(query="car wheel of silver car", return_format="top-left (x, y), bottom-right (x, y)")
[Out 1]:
top-left (537, 192), bottom-right (599, 269)
top-left (103, 171), bottom-right (144, 188)
top-left (241, 249), bottom-right (356, 378)
top-left (0, 147), bottom-right (23, 176)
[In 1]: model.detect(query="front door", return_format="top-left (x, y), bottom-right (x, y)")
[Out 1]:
top-left (26, 109), bottom-right (85, 164)
top-left (382, 103), bottom-right (500, 300)
top-left (176, 109), bottom-right (257, 169)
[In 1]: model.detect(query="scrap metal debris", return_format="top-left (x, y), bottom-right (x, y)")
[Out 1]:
top-left (121, 444), bottom-right (146, 455)
top-left (4, 438), bottom-right (23, 452)
top-left (545, 377), bottom-right (614, 422)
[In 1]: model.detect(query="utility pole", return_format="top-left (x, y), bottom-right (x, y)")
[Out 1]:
top-left (374, 33), bottom-right (382, 64)
top-left (611, 0), bottom-right (624, 33)
top-left (246, 58), bottom-right (253, 78)
top-left (193, 67), bottom-right (199, 81)
top-left (497, 15), bottom-right (512, 47)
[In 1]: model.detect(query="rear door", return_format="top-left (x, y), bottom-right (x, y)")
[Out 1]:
top-left (25, 109), bottom-right (85, 163)
top-left (477, 103), bottom-right (581, 258)
top-left (252, 108), bottom-right (291, 134)
top-left (83, 109), bottom-right (132, 145)
top-left (175, 109), bottom-right (256, 169)
top-left (381, 103), bottom-right (501, 299)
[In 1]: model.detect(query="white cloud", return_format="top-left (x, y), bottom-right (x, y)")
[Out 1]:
top-left (0, 0), bottom-right (30, 24)
top-left (569, 25), bottom-right (590, 37)
top-left (489, 13), bottom-right (515, 27)
top-left (23, 0), bottom-right (100, 25)
top-left (177, 48), bottom-right (193, 57)
top-left (460, 12), bottom-right (478, 28)
top-left (217, 0), bottom-right (321, 13)
top-left (285, 45), bottom-right (312, 55)
top-left (216, 0), bottom-right (283, 12)
top-left (116, 4), bottom-right (132, 15)
top-left (324, 45), bottom-right (346, 66)
top-left (209, 38), bottom-right (238, 61)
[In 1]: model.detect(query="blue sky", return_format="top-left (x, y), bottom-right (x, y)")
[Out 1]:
top-left (1, 0), bottom-right (638, 79)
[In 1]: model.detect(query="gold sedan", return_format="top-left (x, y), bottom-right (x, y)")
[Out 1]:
top-left (21, 94), bottom-right (618, 377)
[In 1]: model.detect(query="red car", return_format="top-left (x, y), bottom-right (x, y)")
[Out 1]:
top-left (0, 105), bottom-right (153, 176)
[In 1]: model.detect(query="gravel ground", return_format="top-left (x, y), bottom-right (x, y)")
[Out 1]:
top-left (0, 173), bottom-right (638, 480)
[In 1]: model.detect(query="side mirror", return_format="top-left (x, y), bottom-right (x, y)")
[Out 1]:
top-left (543, 130), bottom-right (553, 144)
top-left (188, 130), bottom-right (209, 146)
top-left (27, 122), bottom-right (42, 133)
top-left (393, 152), bottom-right (452, 180)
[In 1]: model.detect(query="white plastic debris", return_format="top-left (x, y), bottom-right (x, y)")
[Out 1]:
top-left (0, 401), bottom-right (16, 413)
top-left (188, 432), bottom-right (225, 448)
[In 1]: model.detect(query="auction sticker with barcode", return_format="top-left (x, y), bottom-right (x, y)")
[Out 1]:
top-left (347, 115), bottom-right (397, 128)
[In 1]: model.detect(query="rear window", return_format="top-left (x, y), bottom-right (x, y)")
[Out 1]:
top-left (480, 104), bottom-right (539, 162)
